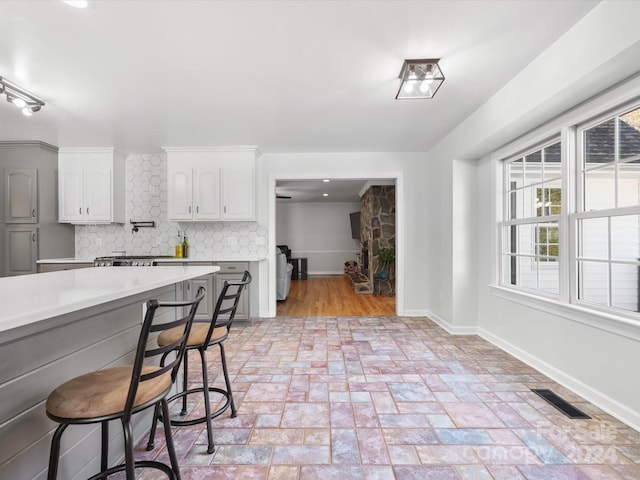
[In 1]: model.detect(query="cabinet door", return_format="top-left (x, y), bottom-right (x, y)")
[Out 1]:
top-left (5, 226), bottom-right (37, 276)
top-left (186, 274), bottom-right (214, 320)
top-left (5, 169), bottom-right (38, 224)
top-left (84, 169), bottom-right (112, 222)
top-left (58, 170), bottom-right (84, 222)
top-left (221, 167), bottom-right (254, 220)
top-left (168, 169), bottom-right (194, 220)
top-left (214, 272), bottom-right (249, 320)
top-left (194, 168), bottom-right (221, 220)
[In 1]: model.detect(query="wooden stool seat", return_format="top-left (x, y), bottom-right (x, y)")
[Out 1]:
top-left (158, 323), bottom-right (227, 348)
top-left (46, 366), bottom-right (171, 420)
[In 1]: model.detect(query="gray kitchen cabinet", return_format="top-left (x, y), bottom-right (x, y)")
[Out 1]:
top-left (155, 260), bottom-right (250, 320)
top-left (5, 226), bottom-right (37, 276)
top-left (214, 261), bottom-right (250, 320)
top-left (0, 142), bottom-right (75, 277)
top-left (156, 261), bottom-right (215, 320)
top-left (5, 169), bottom-right (38, 223)
top-left (185, 267), bottom-right (215, 320)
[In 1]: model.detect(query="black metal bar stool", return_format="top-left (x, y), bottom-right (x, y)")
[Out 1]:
top-left (147, 271), bottom-right (252, 454)
top-left (45, 287), bottom-right (206, 480)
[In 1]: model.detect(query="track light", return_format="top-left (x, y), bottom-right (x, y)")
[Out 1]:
top-left (0, 76), bottom-right (45, 116)
top-left (64, 0), bottom-right (88, 7)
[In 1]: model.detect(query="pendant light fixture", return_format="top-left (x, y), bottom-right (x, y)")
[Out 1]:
top-left (396, 59), bottom-right (445, 99)
top-left (0, 76), bottom-right (45, 116)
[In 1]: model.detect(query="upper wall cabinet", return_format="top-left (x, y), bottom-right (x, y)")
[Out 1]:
top-left (5, 169), bottom-right (38, 224)
top-left (165, 146), bottom-right (257, 222)
top-left (58, 148), bottom-right (126, 224)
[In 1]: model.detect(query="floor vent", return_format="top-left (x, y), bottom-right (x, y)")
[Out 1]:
top-left (531, 389), bottom-right (591, 419)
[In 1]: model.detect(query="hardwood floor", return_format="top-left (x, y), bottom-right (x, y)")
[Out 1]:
top-left (276, 275), bottom-right (396, 316)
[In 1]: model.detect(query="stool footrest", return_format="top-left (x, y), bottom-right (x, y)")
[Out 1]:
top-left (86, 460), bottom-right (176, 480)
top-left (167, 386), bottom-right (232, 426)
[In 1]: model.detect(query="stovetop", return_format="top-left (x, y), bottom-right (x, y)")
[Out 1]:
top-left (93, 255), bottom-right (176, 267)
top-left (94, 255), bottom-right (175, 260)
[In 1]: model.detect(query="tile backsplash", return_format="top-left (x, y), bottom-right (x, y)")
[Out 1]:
top-left (75, 154), bottom-right (268, 259)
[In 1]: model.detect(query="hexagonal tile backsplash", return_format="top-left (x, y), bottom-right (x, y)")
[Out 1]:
top-left (75, 154), bottom-right (268, 259)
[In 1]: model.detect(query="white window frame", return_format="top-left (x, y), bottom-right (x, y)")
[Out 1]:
top-left (499, 137), bottom-right (563, 299)
top-left (492, 82), bottom-right (640, 341)
top-left (572, 104), bottom-right (640, 314)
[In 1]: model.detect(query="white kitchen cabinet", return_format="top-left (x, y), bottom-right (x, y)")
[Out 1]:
top-left (5, 226), bottom-right (37, 276)
top-left (58, 148), bottom-right (125, 224)
top-left (165, 147), bottom-right (256, 222)
top-left (167, 168), bottom-right (221, 221)
top-left (5, 169), bottom-right (38, 224)
top-left (221, 167), bottom-right (254, 220)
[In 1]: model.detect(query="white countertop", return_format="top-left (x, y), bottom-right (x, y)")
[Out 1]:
top-left (0, 265), bottom-right (219, 335)
top-left (36, 258), bottom-right (95, 264)
top-left (37, 256), bottom-right (265, 264)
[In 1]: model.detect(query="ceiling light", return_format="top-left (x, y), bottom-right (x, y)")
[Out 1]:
top-left (396, 59), bottom-right (444, 99)
top-left (0, 76), bottom-right (45, 116)
top-left (11, 97), bottom-right (26, 108)
top-left (322, 179), bottom-right (331, 183)
top-left (64, 0), bottom-right (88, 8)
top-left (22, 105), bottom-right (41, 116)
top-left (322, 193), bottom-right (329, 197)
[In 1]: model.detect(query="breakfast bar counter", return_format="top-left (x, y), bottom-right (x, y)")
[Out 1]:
top-left (0, 265), bottom-right (219, 480)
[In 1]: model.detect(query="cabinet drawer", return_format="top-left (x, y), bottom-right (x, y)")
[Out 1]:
top-left (216, 262), bottom-right (248, 273)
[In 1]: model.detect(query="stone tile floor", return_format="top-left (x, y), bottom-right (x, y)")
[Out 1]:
top-left (133, 317), bottom-right (640, 479)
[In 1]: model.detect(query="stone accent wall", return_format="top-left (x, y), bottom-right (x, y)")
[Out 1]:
top-left (360, 185), bottom-right (395, 295)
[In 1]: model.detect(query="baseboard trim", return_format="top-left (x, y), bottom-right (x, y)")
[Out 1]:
top-left (423, 309), bottom-right (480, 335)
top-left (400, 309), bottom-right (429, 317)
top-left (479, 327), bottom-right (640, 433)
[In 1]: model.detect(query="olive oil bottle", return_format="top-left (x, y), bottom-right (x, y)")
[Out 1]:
top-left (175, 232), bottom-right (183, 258)
top-left (181, 232), bottom-right (188, 258)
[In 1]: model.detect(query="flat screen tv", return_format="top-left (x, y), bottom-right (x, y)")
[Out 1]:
top-left (349, 212), bottom-right (360, 240)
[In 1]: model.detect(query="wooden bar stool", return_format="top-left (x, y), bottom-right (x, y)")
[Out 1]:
top-left (147, 271), bottom-right (252, 454)
top-left (45, 287), bottom-right (206, 480)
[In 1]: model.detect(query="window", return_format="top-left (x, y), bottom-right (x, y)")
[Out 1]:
top-left (501, 141), bottom-right (561, 295)
top-left (499, 103), bottom-right (640, 317)
top-left (576, 106), bottom-right (640, 313)
top-left (536, 187), bottom-right (560, 262)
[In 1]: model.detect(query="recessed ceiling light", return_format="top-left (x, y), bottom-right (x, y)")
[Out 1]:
top-left (322, 193), bottom-right (329, 197)
top-left (64, 0), bottom-right (88, 8)
top-left (322, 179), bottom-right (330, 183)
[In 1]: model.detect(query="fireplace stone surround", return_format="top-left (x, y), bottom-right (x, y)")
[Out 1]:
top-left (347, 185), bottom-right (395, 295)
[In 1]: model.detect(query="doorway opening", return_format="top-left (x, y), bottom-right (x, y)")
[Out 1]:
top-left (268, 175), bottom-right (403, 317)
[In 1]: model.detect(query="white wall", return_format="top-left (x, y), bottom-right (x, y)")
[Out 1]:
top-left (424, 1), bottom-right (640, 429)
top-left (257, 152), bottom-right (429, 318)
top-left (276, 201), bottom-right (360, 274)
